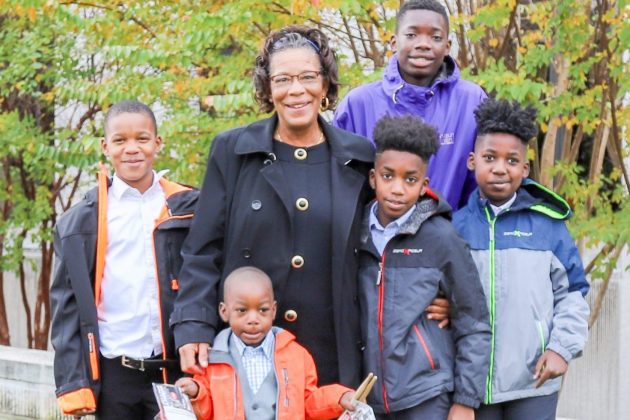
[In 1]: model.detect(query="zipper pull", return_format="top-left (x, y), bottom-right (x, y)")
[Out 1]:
top-left (377, 262), bottom-right (382, 286)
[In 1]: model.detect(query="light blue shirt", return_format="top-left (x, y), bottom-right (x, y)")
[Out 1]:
top-left (231, 331), bottom-right (275, 394)
top-left (369, 202), bottom-right (417, 255)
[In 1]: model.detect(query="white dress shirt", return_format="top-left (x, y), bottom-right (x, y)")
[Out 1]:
top-left (97, 171), bottom-right (167, 359)
top-left (489, 192), bottom-right (517, 216)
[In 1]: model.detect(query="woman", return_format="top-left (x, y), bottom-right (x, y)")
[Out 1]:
top-left (170, 25), bottom-right (374, 387)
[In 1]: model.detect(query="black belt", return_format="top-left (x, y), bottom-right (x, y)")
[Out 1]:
top-left (120, 355), bottom-right (180, 371)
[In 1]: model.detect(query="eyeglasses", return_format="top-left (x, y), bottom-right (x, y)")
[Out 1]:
top-left (269, 71), bottom-right (322, 88)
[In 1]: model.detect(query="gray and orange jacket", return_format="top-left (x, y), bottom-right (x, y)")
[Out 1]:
top-left (50, 172), bottom-right (198, 414)
top-left (358, 190), bottom-right (491, 414)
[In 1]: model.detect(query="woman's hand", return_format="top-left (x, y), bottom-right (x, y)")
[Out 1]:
top-left (534, 349), bottom-right (568, 388)
top-left (425, 297), bottom-right (450, 328)
top-left (178, 343), bottom-right (210, 375)
top-left (175, 377), bottom-right (200, 399)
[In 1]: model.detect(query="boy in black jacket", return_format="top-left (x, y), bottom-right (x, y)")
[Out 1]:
top-left (359, 115), bottom-right (490, 420)
top-left (50, 101), bottom-right (198, 418)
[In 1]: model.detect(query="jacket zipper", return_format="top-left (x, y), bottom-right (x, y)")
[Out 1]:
top-left (483, 207), bottom-right (497, 404)
top-left (412, 325), bottom-right (436, 369)
top-left (87, 332), bottom-right (99, 381)
top-left (537, 321), bottom-right (546, 354)
top-left (376, 250), bottom-right (390, 413)
top-left (282, 368), bottom-right (289, 407)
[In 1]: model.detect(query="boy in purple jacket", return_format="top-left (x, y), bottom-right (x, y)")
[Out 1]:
top-left (333, 0), bottom-right (486, 211)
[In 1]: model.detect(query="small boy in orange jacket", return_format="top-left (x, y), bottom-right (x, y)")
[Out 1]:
top-left (176, 266), bottom-right (356, 419)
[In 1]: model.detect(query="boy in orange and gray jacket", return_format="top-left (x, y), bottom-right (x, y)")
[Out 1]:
top-left (177, 266), bottom-right (356, 419)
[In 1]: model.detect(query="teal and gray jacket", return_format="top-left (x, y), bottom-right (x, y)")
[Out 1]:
top-left (359, 189), bottom-right (491, 413)
top-left (453, 179), bottom-right (590, 404)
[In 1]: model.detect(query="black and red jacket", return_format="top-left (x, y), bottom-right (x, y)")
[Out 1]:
top-left (50, 172), bottom-right (198, 414)
top-left (358, 190), bottom-right (491, 413)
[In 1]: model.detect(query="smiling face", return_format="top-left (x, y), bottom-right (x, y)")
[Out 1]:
top-left (219, 273), bottom-right (277, 347)
top-left (392, 9), bottom-right (451, 87)
top-left (101, 112), bottom-right (162, 194)
top-left (370, 150), bottom-right (429, 226)
top-left (468, 133), bottom-right (530, 206)
top-left (269, 47), bottom-right (327, 135)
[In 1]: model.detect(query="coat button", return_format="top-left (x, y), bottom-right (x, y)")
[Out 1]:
top-left (242, 248), bottom-right (251, 259)
top-left (251, 200), bottom-right (262, 210)
top-left (295, 198), bottom-right (309, 211)
top-left (284, 309), bottom-right (298, 322)
top-left (291, 255), bottom-right (304, 268)
top-left (294, 148), bottom-right (307, 160)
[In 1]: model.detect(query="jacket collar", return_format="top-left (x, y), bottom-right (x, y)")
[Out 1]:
top-left (360, 187), bottom-right (451, 247)
top-left (211, 326), bottom-right (294, 355)
top-left (466, 178), bottom-right (572, 220)
top-left (233, 114), bottom-right (373, 165)
top-left (382, 54), bottom-right (459, 101)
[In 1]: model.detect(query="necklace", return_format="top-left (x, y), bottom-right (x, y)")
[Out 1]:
top-left (275, 128), bottom-right (325, 147)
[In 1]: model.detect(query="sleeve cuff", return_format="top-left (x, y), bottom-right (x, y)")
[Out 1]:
top-left (57, 388), bottom-right (96, 414)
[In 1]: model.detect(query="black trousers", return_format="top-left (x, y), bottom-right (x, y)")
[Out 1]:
top-left (97, 355), bottom-right (163, 420)
top-left (374, 393), bottom-right (452, 420)
top-left (475, 392), bottom-right (559, 420)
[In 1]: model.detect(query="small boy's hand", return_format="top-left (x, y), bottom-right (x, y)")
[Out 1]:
top-left (447, 403), bottom-right (474, 420)
top-left (175, 377), bottom-right (200, 399)
top-left (339, 391), bottom-right (356, 412)
top-left (426, 297), bottom-right (450, 328)
top-left (533, 349), bottom-right (568, 388)
top-left (69, 408), bottom-right (96, 417)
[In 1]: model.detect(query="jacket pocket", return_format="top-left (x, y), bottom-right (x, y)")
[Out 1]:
top-left (412, 324), bottom-right (439, 370)
top-left (87, 332), bottom-right (99, 381)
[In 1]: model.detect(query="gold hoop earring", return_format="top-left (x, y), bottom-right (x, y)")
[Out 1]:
top-left (320, 96), bottom-right (330, 112)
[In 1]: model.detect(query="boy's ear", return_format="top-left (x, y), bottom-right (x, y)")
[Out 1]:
top-left (466, 152), bottom-right (476, 171)
top-left (390, 34), bottom-right (398, 53)
top-left (100, 138), bottom-right (110, 159)
top-left (271, 301), bottom-right (278, 320)
top-left (156, 135), bottom-right (164, 153)
top-left (369, 168), bottom-right (376, 190)
top-left (523, 160), bottom-right (530, 178)
top-left (419, 177), bottom-right (430, 196)
top-left (218, 302), bottom-right (229, 323)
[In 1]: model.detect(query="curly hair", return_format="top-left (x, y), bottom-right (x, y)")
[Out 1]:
top-left (373, 115), bottom-right (439, 162)
top-left (253, 25), bottom-right (339, 113)
top-left (474, 98), bottom-right (538, 144)
top-left (397, 0), bottom-right (450, 33)
top-left (104, 100), bottom-right (157, 136)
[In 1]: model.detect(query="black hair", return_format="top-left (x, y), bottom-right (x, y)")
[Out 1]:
top-left (396, 0), bottom-right (450, 33)
top-left (373, 115), bottom-right (439, 162)
top-left (104, 100), bottom-right (157, 135)
top-left (474, 98), bottom-right (538, 144)
top-left (254, 25), bottom-right (339, 113)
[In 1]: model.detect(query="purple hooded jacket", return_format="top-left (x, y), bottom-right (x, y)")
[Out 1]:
top-left (333, 54), bottom-right (486, 210)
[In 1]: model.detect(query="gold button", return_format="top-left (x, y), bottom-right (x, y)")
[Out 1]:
top-left (295, 198), bottom-right (309, 211)
top-left (294, 148), bottom-right (307, 160)
top-left (291, 255), bottom-right (304, 268)
top-left (284, 310), bottom-right (298, 322)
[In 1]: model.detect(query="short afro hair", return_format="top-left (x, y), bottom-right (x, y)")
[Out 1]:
top-left (474, 98), bottom-right (538, 144)
top-left (397, 0), bottom-right (450, 33)
top-left (104, 100), bottom-right (157, 136)
top-left (373, 115), bottom-right (439, 162)
top-left (253, 25), bottom-right (339, 113)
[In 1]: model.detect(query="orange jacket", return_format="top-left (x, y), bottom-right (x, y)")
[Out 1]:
top-left (191, 328), bottom-right (352, 420)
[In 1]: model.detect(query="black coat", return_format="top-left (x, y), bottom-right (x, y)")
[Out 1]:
top-left (170, 115), bottom-right (374, 387)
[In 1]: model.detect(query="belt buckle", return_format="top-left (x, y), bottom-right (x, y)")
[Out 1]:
top-left (121, 355), bottom-right (144, 371)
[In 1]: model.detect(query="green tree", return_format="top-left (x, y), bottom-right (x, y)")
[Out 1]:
top-left (0, 0), bottom-right (626, 348)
